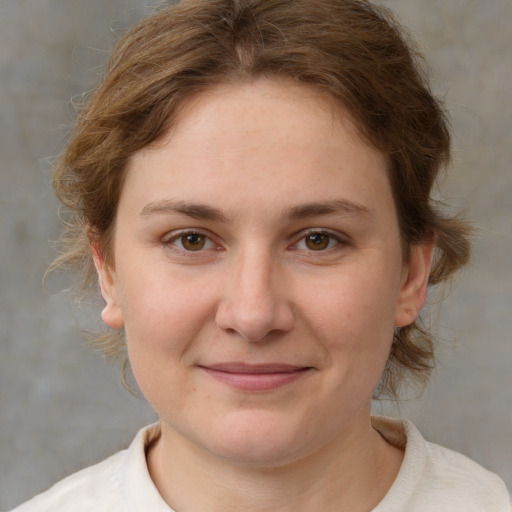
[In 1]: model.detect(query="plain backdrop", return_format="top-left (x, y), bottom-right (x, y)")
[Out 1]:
top-left (1, 1), bottom-right (511, 509)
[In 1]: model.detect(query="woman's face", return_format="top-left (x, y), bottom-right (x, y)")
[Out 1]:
top-left (96, 79), bottom-right (431, 466)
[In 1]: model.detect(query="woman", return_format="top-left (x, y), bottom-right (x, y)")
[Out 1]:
top-left (12, 0), bottom-right (510, 510)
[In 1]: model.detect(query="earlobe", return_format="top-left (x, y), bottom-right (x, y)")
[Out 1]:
top-left (394, 243), bottom-right (435, 327)
top-left (91, 243), bottom-right (124, 330)
top-left (100, 289), bottom-right (125, 330)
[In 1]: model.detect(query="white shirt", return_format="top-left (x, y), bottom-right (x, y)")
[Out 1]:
top-left (11, 417), bottom-right (511, 511)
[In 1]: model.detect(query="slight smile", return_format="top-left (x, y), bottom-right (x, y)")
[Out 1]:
top-left (199, 363), bottom-right (313, 392)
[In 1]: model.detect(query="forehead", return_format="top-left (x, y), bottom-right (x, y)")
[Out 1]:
top-left (164, 79), bottom-right (367, 159)
top-left (123, 79), bottom-right (393, 221)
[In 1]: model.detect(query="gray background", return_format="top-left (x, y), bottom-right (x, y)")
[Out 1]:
top-left (0, 0), bottom-right (510, 509)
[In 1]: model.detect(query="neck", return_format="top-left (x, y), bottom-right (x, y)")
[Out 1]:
top-left (147, 409), bottom-right (403, 512)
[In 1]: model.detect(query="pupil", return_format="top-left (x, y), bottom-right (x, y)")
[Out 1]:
top-left (183, 234), bottom-right (204, 250)
top-left (307, 233), bottom-right (329, 250)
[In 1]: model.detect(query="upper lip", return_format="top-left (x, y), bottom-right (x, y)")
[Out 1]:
top-left (200, 363), bottom-right (309, 374)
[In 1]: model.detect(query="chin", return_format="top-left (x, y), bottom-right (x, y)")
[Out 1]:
top-left (198, 412), bottom-right (317, 468)
top-left (215, 438), bottom-right (306, 468)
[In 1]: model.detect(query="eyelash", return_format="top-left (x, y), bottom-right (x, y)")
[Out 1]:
top-left (162, 230), bottom-right (219, 254)
top-left (290, 229), bottom-right (347, 252)
top-left (162, 228), bottom-right (348, 255)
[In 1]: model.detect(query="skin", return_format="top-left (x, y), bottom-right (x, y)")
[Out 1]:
top-left (94, 79), bottom-right (433, 511)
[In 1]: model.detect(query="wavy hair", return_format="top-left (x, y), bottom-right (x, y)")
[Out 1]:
top-left (50, 0), bottom-right (472, 397)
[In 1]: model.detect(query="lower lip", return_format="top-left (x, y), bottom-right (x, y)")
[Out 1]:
top-left (202, 368), bottom-right (311, 391)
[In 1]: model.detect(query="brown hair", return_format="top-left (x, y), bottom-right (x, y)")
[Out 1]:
top-left (51, 0), bottom-right (471, 397)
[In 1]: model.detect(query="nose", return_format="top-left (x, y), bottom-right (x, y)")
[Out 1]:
top-left (215, 248), bottom-right (294, 342)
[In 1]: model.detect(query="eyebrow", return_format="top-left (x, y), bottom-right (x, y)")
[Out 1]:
top-left (286, 199), bottom-right (373, 220)
top-left (139, 198), bottom-right (372, 222)
top-left (140, 199), bottom-right (228, 221)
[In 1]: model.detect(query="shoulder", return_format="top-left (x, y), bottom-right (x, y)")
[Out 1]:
top-left (372, 416), bottom-right (511, 512)
top-left (9, 449), bottom-right (128, 512)
top-left (423, 438), bottom-right (510, 508)
top-left (9, 424), bottom-right (170, 512)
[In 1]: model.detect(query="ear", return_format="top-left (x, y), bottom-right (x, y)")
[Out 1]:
top-left (91, 243), bottom-right (124, 330)
top-left (394, 243), bottom-right (435, 327)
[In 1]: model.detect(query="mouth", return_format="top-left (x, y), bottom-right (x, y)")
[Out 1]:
top-left (198, 363), bottom-right (312, 392)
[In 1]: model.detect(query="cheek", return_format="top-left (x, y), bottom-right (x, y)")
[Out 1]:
top-left (116, 270), bottom-right (217, 386)
top-left (120, 288), bottom-right (212, 419)
top-left (301, 263), bottom-right (399, 366)
top-left (118, 260), bottom-right (213, 340)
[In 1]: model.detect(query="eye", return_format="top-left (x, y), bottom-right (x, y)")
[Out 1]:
top-left (304, 233), bottom-right (332, 250)
top-left (294, 231), bottom-right (343, 251)
top-left (165, 232), bottom-right (216, 252)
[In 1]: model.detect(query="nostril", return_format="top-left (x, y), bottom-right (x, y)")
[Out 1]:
top-left (215, 298), bottom-right (294, 342)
